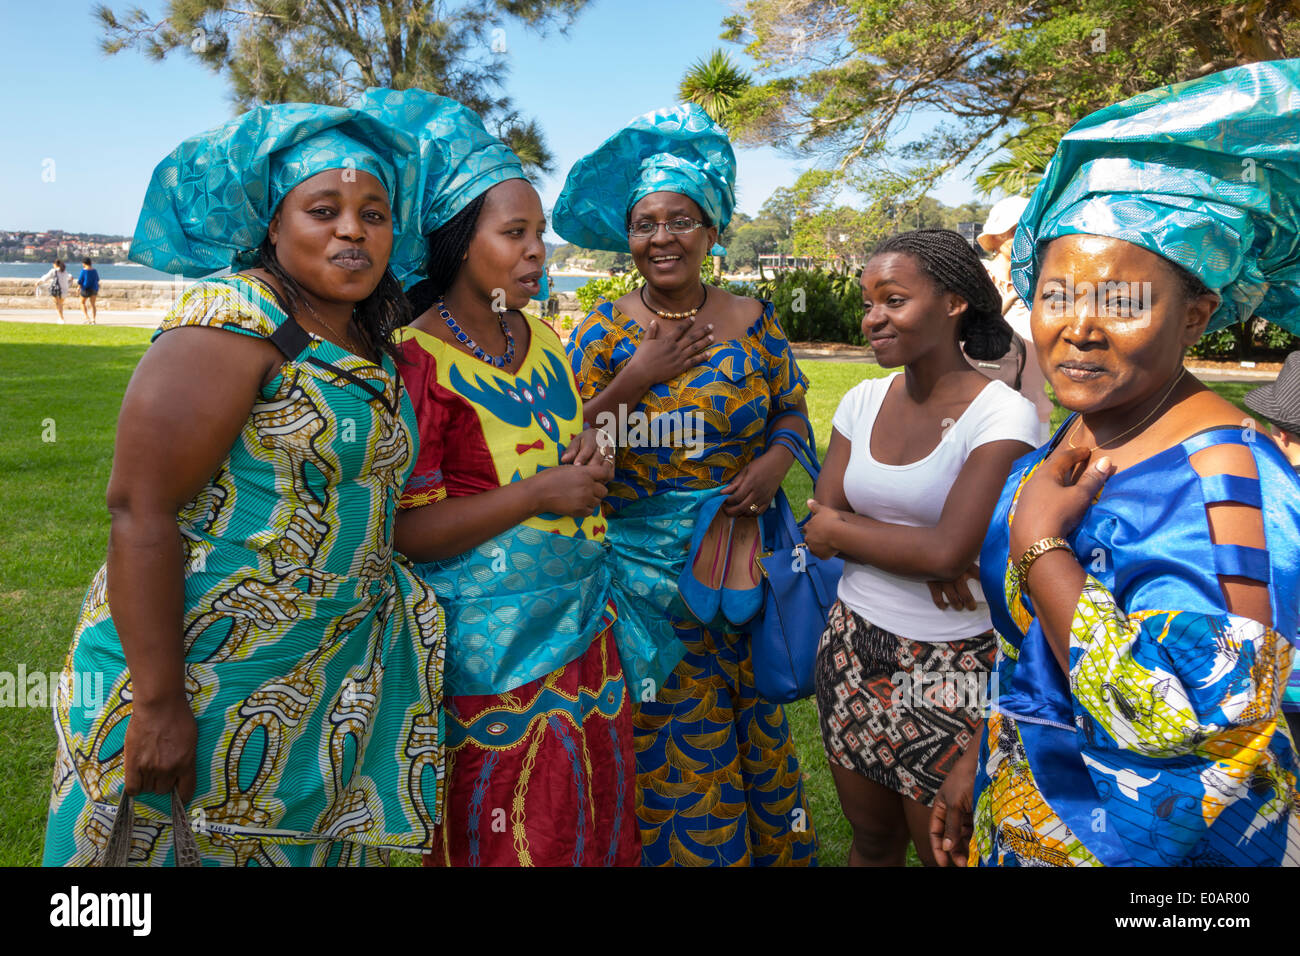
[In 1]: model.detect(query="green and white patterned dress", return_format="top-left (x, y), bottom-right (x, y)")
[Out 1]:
top-left (43, 275), bottom-right (446, 867)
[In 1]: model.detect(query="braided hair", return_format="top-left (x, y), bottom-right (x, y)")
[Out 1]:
top-left (871, 229), bottom-right (1012, 360)
top-left (405, 192), bottom-right (488, 318)
top-left (255, 236), bottom-right (409, 365)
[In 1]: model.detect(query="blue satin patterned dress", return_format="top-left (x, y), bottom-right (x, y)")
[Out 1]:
top-left (973, 418), bottom-right (1300, 866)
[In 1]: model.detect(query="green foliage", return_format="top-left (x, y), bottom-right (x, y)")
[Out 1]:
top-left (768, 172), bottom-right (991, 265)
top-left (750, 268), bottom-right (865, 343)
top-left (550, 244), bottom-right (632, 273)
top-left (1260, 322), bottom-right (1299, 352)
top-left (1188, 321), bottom-right (1300, 359)
top-left (93, 0), bottom-right (591, 176)
top-left (974, 124), bottom-right (1059, 197)
top-left (678, 49), bottom-right (753, 129)
top-left (1189, 326), bottom-right (1243, 359)
top-left (723, 217), bottom-right (787, 270)
top-left (724, 1), bottom-right (1300, 197)
top-left (574, 272), bottom-right (639, 312)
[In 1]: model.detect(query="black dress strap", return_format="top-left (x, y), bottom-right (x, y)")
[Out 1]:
top-left (268, 316), bottom-right (313, 361)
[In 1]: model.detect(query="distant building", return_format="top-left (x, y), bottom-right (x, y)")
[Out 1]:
top-left (956, 221), bottom-right (981, 251)
top-left (758, 252), bottom-right (816, 272)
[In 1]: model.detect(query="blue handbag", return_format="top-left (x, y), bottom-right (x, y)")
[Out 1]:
top-left (751, 412), bottom-right (844, 704)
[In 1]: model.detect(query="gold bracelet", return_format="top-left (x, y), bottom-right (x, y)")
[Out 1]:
top-left (1013, 536), bottom-right (1072, 591)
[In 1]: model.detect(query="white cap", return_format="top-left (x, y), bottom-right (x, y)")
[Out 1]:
top-left (977, 195), bottom-right (1031, 251)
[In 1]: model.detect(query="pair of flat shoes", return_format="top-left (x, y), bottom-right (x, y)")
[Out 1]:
top-left (678, 493), bottom-right (764, 628)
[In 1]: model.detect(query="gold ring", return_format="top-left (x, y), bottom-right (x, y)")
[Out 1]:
top-left (749, 504), bottom-right (759, 513)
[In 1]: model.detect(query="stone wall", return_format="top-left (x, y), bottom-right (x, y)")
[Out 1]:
top-left (0, 278), bottom-right (181, 310)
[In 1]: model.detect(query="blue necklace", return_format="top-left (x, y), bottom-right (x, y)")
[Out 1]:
top-left (437, 298), bottom-right (514, 369)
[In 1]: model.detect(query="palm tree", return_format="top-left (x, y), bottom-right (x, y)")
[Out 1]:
top-left (497, 116), bottom-right (554, 178)
top-left (975, 123), bottom-right (1062, 198)
top-left (678, 49), bottom-right (751, 129)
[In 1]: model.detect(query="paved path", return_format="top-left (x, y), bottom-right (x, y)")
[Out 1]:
top-left (0, 308), bottom-right (159, 329)
top-left (0, 310), bottom-right (1279, 383)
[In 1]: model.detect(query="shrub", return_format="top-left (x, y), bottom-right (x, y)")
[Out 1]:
top-left (574, 272), bottom-right (639, 313)
top-left (1188, 326), bottom-right (1241, 360)
top-left (574, 264), bottom-right (868, 345)
top-left (750, 268), bottom-right (864, 344)
top-left (1187, 321), bottom-right (1300, 360)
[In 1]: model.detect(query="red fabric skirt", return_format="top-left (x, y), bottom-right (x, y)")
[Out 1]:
top-left (425, 623), bottom-right (640, 866)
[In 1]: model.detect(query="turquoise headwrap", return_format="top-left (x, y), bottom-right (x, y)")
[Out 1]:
top-left (353, 88), bottom-right (548, 299)
top-left (130, 103), bottom-right (426, 283)
top-left (1011, 59), bottom-right (1300, 335)
top-left (552, 104), bottom-right (736, 257)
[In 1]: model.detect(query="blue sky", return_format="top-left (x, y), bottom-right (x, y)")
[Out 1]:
top-left (0, 0), bottom-right (983, 238)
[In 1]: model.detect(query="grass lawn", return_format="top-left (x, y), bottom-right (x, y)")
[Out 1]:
top-left (0, 321), bottom-right (1261, 867)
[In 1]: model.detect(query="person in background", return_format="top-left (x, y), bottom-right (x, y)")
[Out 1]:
top-left (1245, 350), bottom-right (1300, 744)
top-left (78, 257), bottom-right (100, 324)
top-left (39, 259), bottom-right (71, 323)
top-left (978, 196), bottom-right (1055, 441)
top-left (804, 229), bottom-right (1038, 866)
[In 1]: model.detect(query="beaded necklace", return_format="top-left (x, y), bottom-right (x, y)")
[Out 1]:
top-left (437, 297), bottom-right (515, 369)
top-left (640, 283), bottom-right (708, 320)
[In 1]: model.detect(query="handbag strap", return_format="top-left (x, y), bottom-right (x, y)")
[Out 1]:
top-left (102, 789), bottom-right (201, 867)
top-left (765, 410), bottom-right (822, 481)
top-left (770, 428), bottom-right (820, 481)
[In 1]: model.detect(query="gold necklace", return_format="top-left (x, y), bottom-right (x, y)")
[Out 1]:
top-left (640, 284), bottom-right (707, 320)
top-left (1067, 367), bottom-right (1187, 453)
top-left (301, 308), bottom-right (364, 356)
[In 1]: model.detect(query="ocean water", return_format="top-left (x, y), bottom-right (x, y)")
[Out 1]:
top-left (1, 262), bottom-right (176, 281)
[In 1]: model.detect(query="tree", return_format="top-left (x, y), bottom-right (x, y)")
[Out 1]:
top-left (94, 0), bottom-right (592, 175)
top-left (759, 188), bottom-right (798, 239)
top-left (722, 1), bottom-right (1300, 196)
top-left (722, 216), bottom-right (785, 271)
top-left (974, 123), bottom-right (1058, 197)
top-left (678, 49), bottom-right (752, 129)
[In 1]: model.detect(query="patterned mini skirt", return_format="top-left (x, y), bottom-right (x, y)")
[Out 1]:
top-left (814, 599), bottom-right (995, 805)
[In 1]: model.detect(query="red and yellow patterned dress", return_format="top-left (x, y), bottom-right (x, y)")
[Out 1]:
top-left (396, 317), bottom-right (640, 867)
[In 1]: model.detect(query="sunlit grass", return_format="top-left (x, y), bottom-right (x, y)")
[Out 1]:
top-left (0, 322), bottom-right (1257, 867)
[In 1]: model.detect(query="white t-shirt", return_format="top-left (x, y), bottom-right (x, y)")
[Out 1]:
top-left (41, 268), bottom-right (71, 296)
top-left (830, 373), bottom-right (1039, 641)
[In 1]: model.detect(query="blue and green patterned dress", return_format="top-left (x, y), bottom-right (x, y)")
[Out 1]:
top-left (568, 296), bottom-right (818, 867)
top-left (43, 275), bottom-right (446, 867)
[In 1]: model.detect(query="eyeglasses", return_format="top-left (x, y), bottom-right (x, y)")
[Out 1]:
top-left (627, 217), bottom-right (706, 239)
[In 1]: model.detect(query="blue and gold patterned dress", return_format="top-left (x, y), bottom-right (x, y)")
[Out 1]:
top-left (43, 275), bottom-right (446, 867)
top-left (973, 419), bottom-right (1300, 866)
top-left (568, 296), bottom-right (818, 867)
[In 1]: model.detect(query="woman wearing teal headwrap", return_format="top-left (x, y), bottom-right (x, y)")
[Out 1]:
top-left (43, 103), bottom-right (447, 867)
top-left (927, 60), bottom-right (1300, 867)
top-left (356, 88), bottom-right (647, 866)
top-left (557, 104), bottom-right (819, 867)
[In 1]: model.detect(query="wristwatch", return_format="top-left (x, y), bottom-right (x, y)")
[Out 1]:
top-left (1012, 536), bottom-right (1072, 590)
